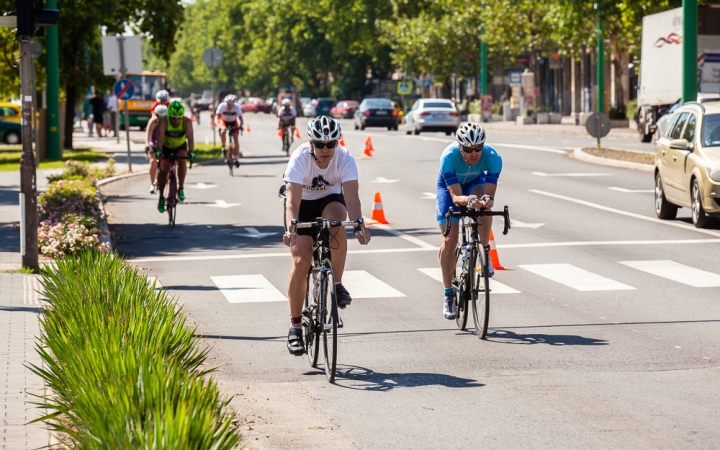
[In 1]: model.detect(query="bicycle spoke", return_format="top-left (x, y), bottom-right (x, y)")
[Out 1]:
top-left (321, 269), bottom-right (338, 383)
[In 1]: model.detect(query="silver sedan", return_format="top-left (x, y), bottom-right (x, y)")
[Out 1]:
top-left (404, 98), bottom-right (461, 135)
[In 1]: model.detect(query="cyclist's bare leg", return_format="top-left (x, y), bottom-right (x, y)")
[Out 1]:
top-left (439, 221), bottom-right (459, 289)
top-left (231, 131), bottom-right (240, 159)
top-left (219, 127), bottom-right (227, 148)
top-left (156, 160), bottom-right (170, 195)
top-left (149, 157), bottom-right (157, 184)
top-left (177, 151), bottom-right (188, 189)
top-left (288, 236), bottom-right (313, 318)
top-left (471, 185), bottom-right (493, 248)
top-left (322, 202), bottom-right (348, 283)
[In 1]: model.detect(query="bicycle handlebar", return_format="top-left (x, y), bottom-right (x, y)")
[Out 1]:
top-left (155, 152), bottom-right (194, 169)
top-left (443, 205), bottom-right (511, 237)
top-left (288, 218), bottom-right (367, 247)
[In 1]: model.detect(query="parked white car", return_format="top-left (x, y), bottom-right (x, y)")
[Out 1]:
top-left (302, 100), bottom-right (316, 118)
top-left (404, 98), bottom-right (460, 135)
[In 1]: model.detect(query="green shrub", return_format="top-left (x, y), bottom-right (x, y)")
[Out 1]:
top-left (609, 104), bottom-right (626, 120)
top-left (626, 99), bottom-right (638, 121)
top-left (38, 178), bottom-right (101, 224)
top-left (491, 101), bottom-right (504, 115)
top-left (33, 250), bottom-right (240, 449)
top-left (38, 214), bottom-right (107, 258)
top-left (468, 100), bottom-right (482, 115)
top-left (47, 159), bottom-right (116, 184)
top-left (524, 107), bottom-right (537, 117)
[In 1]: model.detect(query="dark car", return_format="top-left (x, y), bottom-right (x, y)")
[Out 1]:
top-left (314, 97), bottom-right (335, 116)
top-left (354, 98), bottom-right (399, 131)
top-left (330, 100), bottom-right (359, 119)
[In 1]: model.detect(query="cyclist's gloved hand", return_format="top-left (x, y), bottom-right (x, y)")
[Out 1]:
top-left (155, 150), bottom-right (162, 159)
top-left (478, 194), bottom-right (494, 210)
top-left (190, 151), bottom-right (196, 160)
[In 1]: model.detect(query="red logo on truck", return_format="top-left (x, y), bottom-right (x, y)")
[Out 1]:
top-left (654, 33), bottom-right (682, 47)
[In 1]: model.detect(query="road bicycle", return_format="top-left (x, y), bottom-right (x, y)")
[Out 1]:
top-left (219, 123), bottom-right (243, 176)
top-left (280, 120), bottom-right (293, 156)
top-left (159, 153), bottom-right (192, 228)
top-left (444, 205), bottom-right (510, 338)
top-left (288, 216), bottom-right (366, 383)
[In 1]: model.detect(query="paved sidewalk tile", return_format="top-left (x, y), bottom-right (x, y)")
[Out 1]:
top-left (0, 273), bottom-right (53, 449)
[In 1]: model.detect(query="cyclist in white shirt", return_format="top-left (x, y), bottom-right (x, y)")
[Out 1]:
top-left (282, 115), bottom-right (371, 355)
top-left (215, 95), bottom-right (244, 167)
top-left (277, 98), bottom-right (297, 150)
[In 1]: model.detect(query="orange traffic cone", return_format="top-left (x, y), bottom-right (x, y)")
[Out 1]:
top-left (277, 129), bottom-right (283, 137)
top-left (246, 123), bottom-right (251, 133)
top-left (488, 230), bottom-right (506, 270)
top-left (339, 134), bottom-right (345, 147)
top-left (366, 136), bottom-right (375, 153)
top-left (369, 191), bottom-right (390, 224)
top-left (362, 140), bottom-right (373, 157)
top-left (295, 127), bottom-right (301, 139)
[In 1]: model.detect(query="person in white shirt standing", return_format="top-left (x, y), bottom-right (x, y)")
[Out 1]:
top-left (107, 92), bottom-right (118, 138)
top-left (282, 116), bottom-right (371, 355)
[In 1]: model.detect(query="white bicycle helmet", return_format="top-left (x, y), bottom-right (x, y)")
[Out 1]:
top-left (307, 115), bottom-right (341, 141)
top-left (456, 122), bottom-right (486, 147)
top-left (155, 90), bottom-right (169, 102)
top-left (282, 98), bottom-right (292, 107)
top-left (224, 94), bottom-right (236, 104)
top-left (154, 105), bottom-right (168, 118)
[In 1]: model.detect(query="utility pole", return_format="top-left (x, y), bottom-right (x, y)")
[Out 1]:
top-left (596, 1), bottom-right (605, 114)
top-left (117, 36), bottom-right (132, 172)
top-left (45, 0), bottom-right (61, 159)
top-left (682, 0), bottom-right (698, 103)
top-left (19, 35), bottom-right (38, 270)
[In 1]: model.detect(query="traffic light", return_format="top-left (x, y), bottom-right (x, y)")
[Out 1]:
top-left (15, 0), bottom-right (58, 36)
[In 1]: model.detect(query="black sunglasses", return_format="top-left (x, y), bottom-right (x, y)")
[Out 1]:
top-left (312, 140), bottom-right (338, 149)
top-left (461, 144), bottom-right (484, 153)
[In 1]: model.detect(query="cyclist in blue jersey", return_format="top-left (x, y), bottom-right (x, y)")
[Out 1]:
top-left (437, 122), bottom-right (502, 320)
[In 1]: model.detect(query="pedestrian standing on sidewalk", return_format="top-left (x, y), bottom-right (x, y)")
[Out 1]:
top-left (89, 90), bottom-right (106, 138)
top-left (107, 91), bottom-right (118, 137)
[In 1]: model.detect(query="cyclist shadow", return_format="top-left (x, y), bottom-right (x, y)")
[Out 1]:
top-left (314, 365), bottom-right (484, 391)
top-left (484, 329), bottom-right (608, 346)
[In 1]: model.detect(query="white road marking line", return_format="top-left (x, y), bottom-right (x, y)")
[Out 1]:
top-left (189, 182), bottom-right (217, 189)
top-left (128, 238), bottom-right (720, 263)
top-left (211, 275), bottom-right (287, 303)
top-left (675, 346), bottom-right (682, 349)
top-left (510, 219), bottom-right (545, 229)
top-left (207, 199), bottom-right (241, 208)
top-left (341, 270), bottom-right (405, 298)
top-left (619, 260), bottom-right (720, 287)
top-left (529, 189), bottom-right (720, 238)
top-left (368, 222), bottom-right (436, 249)
top-left (519, 264), bottom-right (635, 291)
top-left (146, 276), bottom-right (163, 289)
top-left (608, 187), bottom-right (654, 193)
top-left (493, 143), bottom-right (568, 154)
top-left (533, 171), bottom-right (612, 177)
top-left (372, 177), bottom-right (400, 183)
top-left (421, 192), bottom-right (437, 200)
top-left (234, 227), bottom-right (277, 239)
top-left (417, 268), bottom-right (521, 294)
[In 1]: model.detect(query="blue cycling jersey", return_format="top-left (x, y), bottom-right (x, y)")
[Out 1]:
top-left (437, 142), bottom-right (502, 188)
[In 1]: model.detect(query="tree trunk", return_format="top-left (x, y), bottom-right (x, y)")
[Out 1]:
top-left (63, 83), bottom-right (76, 149)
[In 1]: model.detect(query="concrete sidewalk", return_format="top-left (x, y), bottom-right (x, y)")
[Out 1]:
top-left (0, 273), bottom-right (54, 449)
top-left (480, 119), bottom-right (638, 140)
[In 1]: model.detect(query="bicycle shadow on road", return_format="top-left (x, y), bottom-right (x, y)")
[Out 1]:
top-left (318, 365), bottom-right (484, 391)
top-left (484, 329), bottom-right (608, 346)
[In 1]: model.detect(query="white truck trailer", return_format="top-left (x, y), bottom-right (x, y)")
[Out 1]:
top-left (636, 5), bottom-right (720, 142)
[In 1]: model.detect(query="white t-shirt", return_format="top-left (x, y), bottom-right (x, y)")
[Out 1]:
top-left (107, 95), bottom-right (118, 112)
top-left (278, 106), bottom-right (297, 120)
top-left (215, 103), bottom-right (243, 123)
top-left (283, 143), bottom-right (359, 200)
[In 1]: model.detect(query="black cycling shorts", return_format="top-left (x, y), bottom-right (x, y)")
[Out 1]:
top-left (161, 142), bottom-right (188, 160)
top-left (285, 193), bottom-right (346, 237)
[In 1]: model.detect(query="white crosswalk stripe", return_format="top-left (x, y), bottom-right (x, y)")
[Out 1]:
top-left (211, 275), bottom-right (287, 303)
top-left (341, 270), bottom-right (405, 299)
top-left (519, 264), bottom-right (635, 291)
top-left (619, 260), bottom-right (720, 287)
top-left (417, 268), bottom-right (521, 294)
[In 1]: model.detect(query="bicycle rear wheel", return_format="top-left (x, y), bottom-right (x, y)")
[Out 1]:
top-left (321, 269), bottom-right (338, 382)
top-left (227, 138), bottom-right (234, 176)
top-left (471, 246), bottom-right (490, 339)
top-left (167, 174), bottom-right (177, 228)
top-left (303, 271), bottom-right (320, 368)
top-left (283, 131), bottom-right (290, 156)
top-left (453, 248), bottom-right (468, 330)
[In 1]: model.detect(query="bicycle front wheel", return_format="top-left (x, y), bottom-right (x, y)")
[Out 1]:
top-left (167, 175), bottom-right (177, 228)
top-left (453, 247), bottom-right (468, 330)
top-left (321, 269), bottom-right (338, 382)
top-left (303, 271), bottom-right (320, 368)
top-left (471, 247), bottom-right (490, 339)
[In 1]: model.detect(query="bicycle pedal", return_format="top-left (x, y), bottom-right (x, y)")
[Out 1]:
top-left (337, 317), bottom-right (343, 329)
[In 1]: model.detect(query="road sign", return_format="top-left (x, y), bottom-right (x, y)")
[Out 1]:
top-left (114, 79), bottom-right (135, 100)
top-left (509, 71), bottom-right (522, 86)
top-left (203, 47), bottom-right (224, 69)
top-left (102, 35), bottom-right (142, 76)
top-left (397, 81), bottom-right (412, 95)
top-left (585, 112), bottom-right (611, 138)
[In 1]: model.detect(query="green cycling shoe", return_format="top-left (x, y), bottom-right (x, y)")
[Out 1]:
top-left (178, 188), bottom-right (186, 201)
top-left (157, 197), bottom-right (165, 213)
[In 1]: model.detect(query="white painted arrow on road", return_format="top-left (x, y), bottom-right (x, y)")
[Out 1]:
top-left (190, 182), bottom-right (218, 189)
top-left (511, 219), bottom-right (545, 229)
top-left (421, 192), bottom-right (436, 200)
top-left (608, 187), bottom-right (654, 193)
top-left (533, 172), bottom-right (611, 177)
top-left (372, 177), bottom-right (400, 183)
top-left (235, 227), bottom-right (278, 239)
top-left (208, 200), bottom-right (241, 208)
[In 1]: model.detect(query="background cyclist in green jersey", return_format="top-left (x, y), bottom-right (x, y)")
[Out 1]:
top-left (156, 101), bottom-right (195, 213)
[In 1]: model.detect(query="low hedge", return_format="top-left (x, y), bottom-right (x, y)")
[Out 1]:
top-left (32, 250), bottom-right (240, 449)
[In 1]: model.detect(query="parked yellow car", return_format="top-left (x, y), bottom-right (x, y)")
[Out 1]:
top-left (0, 102), bottom-right (21, 124)
top-left (655, 101), bottom-right (720, 228)
top-left (0, 102), bottom-right (22, 144)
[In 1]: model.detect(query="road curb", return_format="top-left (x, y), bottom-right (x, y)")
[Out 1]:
top-left (571, 148), bottom-right (654, 173)
top-left (96, 159), bottom-right (220, 187)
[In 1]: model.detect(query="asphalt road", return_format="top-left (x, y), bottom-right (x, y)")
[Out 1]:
top-left (103, 114), bottom-right (720, 449)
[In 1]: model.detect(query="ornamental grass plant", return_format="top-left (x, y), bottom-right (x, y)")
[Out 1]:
top-left (32, 250), bottom-right (240, 449)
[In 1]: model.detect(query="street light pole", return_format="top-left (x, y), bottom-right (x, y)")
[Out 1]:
top-left (682, 0), bottom-right (698, 103)
top-left (45, 0), bottom-right (61, 159)
top-left (117, 36), bottom-right (132, 172)
top-left (19, 36), bottom-right (38, 269)
top-left (596, 1), bottom-right (605, 114)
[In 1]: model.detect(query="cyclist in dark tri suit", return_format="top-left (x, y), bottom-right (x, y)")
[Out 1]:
top-left (156, 101), bottom-right (195, 213)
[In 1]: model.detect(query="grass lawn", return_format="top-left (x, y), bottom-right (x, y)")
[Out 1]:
top-left (0, 149), bottom-right (106, 171)
top-left (192, 143), bottom-right (222, 163)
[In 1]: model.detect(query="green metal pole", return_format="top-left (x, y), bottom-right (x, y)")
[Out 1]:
top-left (45, 0), bottom-right (61, 157)
top-left (682, 0), bottom-right (698, 103)
top-left (481, 41), bottom-right (488, 95)
top-left (596, 1), bottom-right (604, 114)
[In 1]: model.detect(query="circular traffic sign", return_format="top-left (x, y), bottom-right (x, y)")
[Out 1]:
top-left (585, 112), bottom-right (611, 139)
top-left (113, 79), bottom-right (135, 100)
top-left (203, 47), bottom-right (224, 69)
